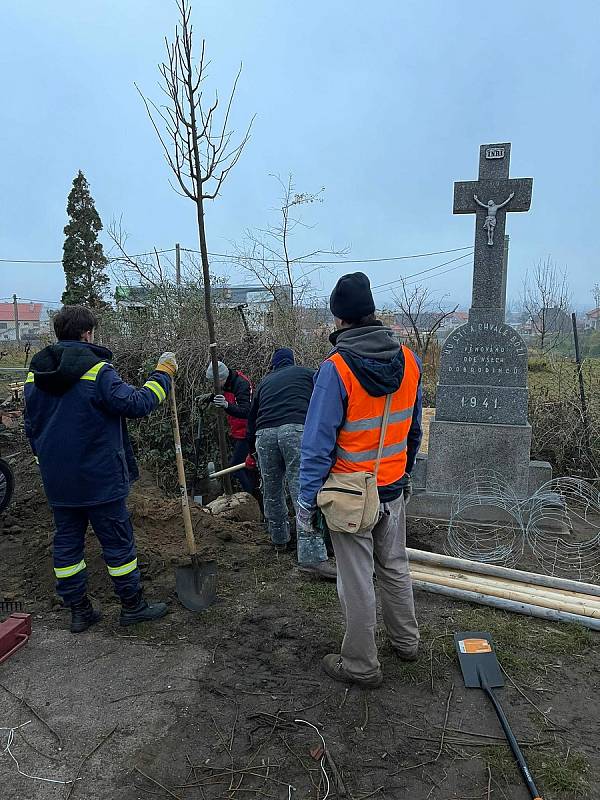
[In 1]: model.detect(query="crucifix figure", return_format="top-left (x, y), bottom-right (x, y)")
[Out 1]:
top-left (473, 192), bottom-right (514, 245)
top-left (454, 143), bottom-right (533, 317)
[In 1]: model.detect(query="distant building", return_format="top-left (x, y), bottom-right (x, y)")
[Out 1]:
top-left (114, 283), bottom-right (293, 332)
top-left (114, 285), bottom-right (153, 310)
top-left (438, 310), bottom-right (468, 330)
top-left (584, 308), bottom-right (600, 331)
top-left (0, 302), bottom-right (44, 341)
top-left (523, 306), bottom-right (571, 336)
top-left (390, 310), bottom-right (467, 341)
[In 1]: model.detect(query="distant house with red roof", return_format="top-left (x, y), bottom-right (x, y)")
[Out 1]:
top-left (585, 308), bottom-right (600, 331)
top-left (0, 302), bottom-right (44, 341)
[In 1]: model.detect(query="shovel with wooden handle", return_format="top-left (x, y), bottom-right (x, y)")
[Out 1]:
top-left (170, 382), bottom-right (217, 611)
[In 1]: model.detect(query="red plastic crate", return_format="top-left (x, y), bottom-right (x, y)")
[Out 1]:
top-left (0, 613), bottom-right (32, 664)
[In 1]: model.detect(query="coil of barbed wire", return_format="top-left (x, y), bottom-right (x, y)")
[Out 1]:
top-left (446, 470), bottom-right (526, 566)
top-left (525, 477), bottom-right (600, 581)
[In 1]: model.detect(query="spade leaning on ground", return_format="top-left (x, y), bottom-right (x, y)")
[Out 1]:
top-left (24, 304), bottom-right (178, 633)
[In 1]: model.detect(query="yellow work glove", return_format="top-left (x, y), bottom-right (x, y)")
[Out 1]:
top-left (155, 352), bottom-right (178, 377)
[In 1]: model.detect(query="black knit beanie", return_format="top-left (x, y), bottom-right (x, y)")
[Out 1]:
top-left (329, 272), bottom-right (375, 323)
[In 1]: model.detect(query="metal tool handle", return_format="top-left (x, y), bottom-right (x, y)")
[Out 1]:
top-left (170, 382), bottom-right (197, 557)
top-left (482, 679), bottom-right (543, 799)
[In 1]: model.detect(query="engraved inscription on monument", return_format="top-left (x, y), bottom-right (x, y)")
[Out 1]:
top-left (485, 146), bottom-right (505, 159)
top-left (435, 320), bottom-right (529, 425)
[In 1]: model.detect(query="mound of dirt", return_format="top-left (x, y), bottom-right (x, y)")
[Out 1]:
top-left (0, 426), bottom-right (269, 609)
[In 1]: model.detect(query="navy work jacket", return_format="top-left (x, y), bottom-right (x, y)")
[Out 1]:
top-left (24, 340), bottom-right (170, 507)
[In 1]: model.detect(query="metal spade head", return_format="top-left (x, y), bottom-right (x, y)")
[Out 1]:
top-left (175, 558), bottom-right (218, 611)
top-left (454, 631), bottom-right (504, 689)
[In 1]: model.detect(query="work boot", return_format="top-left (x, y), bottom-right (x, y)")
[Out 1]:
top-left (322, 653), bottom-right (383, 688)
top-left (119, 592), bottom-right (168, 626)
top-left (70, 596), bottom-right (101, 634)
top-left (298, 559), bottom-right (337, 582)
top-left (393, 645), bottom-right (419, 662)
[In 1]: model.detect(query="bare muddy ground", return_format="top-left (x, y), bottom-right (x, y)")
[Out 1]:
top-left (1, 429), bottom-right (598, 799)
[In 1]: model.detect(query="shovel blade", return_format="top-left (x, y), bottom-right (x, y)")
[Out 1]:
top-left (454, 631), bottom-right (504, 689)
top-left (175, 559), bottom-right (218, 611)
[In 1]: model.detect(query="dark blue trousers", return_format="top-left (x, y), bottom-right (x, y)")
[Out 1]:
top-left (52, 498), bottom-right (141, 605)
top-left (230, 438), bottom-right (256, 493)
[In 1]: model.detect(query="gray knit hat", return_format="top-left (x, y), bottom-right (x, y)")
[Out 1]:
top-left (206, 361), bottom-right (229, 382)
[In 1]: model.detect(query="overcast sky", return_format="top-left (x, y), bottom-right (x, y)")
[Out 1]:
top-left (1, 0), bottom-right (598, 311)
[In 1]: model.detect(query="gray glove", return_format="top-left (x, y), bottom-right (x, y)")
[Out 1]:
top-left (213, 394), bottom-right (229, 409)
top-left (296, 502), bottom-right (328, 565)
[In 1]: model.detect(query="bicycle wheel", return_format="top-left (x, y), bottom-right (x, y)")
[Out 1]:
top-left (0, 458), bottom-right (15, 513)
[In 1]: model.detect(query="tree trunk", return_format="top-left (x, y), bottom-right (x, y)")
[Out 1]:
top-left (195, 194), bottom-right (233, 495)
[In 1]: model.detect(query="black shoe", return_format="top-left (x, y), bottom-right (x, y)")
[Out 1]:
top-left (119, 593), bottom-right (168, 626)
top-left (70, 596), bottom-right (101, 634)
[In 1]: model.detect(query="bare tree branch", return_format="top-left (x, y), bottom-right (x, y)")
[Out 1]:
top-left (136, 0), bottom-right (254, 490)
top-left (522, 257), bottom-right (571, 354)
top-left (393, 280), bottom-right (458, 360)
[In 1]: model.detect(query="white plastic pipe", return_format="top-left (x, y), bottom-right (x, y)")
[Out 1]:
top-left (407, 548), bottom-right (600, 598)
top-left (409, 567), bottom-right (600, 618)
top-left (411, 579), bottom-right (600, 631)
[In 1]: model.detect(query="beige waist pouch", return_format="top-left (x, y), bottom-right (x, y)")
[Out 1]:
top-left (317, 394), bottom-right (392, 534)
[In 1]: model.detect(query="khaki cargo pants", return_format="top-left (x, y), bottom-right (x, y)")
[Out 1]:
top-left (330, 494), bottom-right (419, 679)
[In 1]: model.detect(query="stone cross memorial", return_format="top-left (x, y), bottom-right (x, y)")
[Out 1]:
top-left (413, 143), bottom-right (551, 511)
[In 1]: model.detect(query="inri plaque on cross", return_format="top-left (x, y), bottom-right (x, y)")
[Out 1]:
top-left (454, 143), bottom-right (532, 321)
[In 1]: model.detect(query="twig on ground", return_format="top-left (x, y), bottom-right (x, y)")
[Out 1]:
top-left (410, 733), bottom-right (551, 749)
top-left (487, 764), bottom-right (492, 800)
top-left (66, 726), bottom-right (117, 800)
top-left (177, 765), bottom-right (288, 789)
top-left (338, 688), bottom-right (350, 710)
top-left (16, 728), bottom-right (61, 762)
top-left (278, 733), bottom-right (320, 790)
top-left (283, 695), bottom-right (331, 715)
top-left (360, 694), bottom-right (369, 732)
top-left (229, 702), bottom-right (240, 752)
top-left (427, 633), bottom-right (452, 692)
top-left (392, 685), bottom-right (454, 773)
top-left (435, 684), bottom-right (453, 760)
top-left (0, 682), bottom-right (64, 750)
top-left (434, 724), bottom-right (540, 742)
top-left (356, 786), bottom-right (384, 800)
top-left (134, 766), bottom-right (181, 800)
top-left (500, 665), bottom-right (564, 730)
top-left (324, 748), bottom-right (347, 797)
top-left (295, 719), bottom-right (330, 800)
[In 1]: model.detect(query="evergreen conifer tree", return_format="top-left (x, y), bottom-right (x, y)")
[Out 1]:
top-left (61, 171), bottom-right (109, 307)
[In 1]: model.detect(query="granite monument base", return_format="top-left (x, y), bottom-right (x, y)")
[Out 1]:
top-left (408, 420), bottom-right (552, 521)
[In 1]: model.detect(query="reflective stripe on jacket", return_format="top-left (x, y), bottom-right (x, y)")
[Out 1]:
top-left (328, 346), bottom-right (420, 486)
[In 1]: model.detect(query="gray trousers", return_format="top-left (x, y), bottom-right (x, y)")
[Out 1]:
top-left (255, 423), bottom-right (304, 545)
top-left (330, 495), bottom-right (419, 679)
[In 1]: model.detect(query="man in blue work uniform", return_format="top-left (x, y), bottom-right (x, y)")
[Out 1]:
top-left (24, 305), bottom-right (178, 633)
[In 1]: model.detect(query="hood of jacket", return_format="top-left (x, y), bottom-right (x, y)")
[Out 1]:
top-left (330, 324), bottom-right (405, 397)
top-left (30, 340), bottom-right (113, 396)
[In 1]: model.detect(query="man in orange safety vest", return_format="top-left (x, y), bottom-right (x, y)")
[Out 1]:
top-left (297, 272), bottom-right (423, 687)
